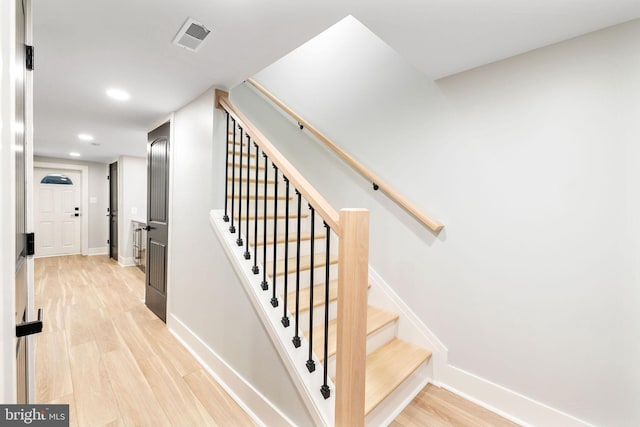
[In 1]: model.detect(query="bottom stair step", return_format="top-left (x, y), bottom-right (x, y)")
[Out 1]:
top-left (363, 338), bottom-right (432, 416)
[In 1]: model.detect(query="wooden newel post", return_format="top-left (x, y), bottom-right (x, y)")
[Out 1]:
top-left (335, 208), bottom-right (369, 427)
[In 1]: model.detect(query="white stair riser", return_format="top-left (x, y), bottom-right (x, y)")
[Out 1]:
top-left (297, 298), bottom-right (338, 334)
top-left (272, 264), bottom-right (338, 289)
top-left (227, 197), bottom-right (294, 214)
top-left (228, 217), bottom-right (310, 235)
top-left (364, 362), bottom-right (431, 427)
top-left (254, 238), bottom-right (331, 263)
top-left (325, 320), bottom-right (398, 380)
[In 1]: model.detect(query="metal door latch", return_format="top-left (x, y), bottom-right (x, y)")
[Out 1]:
top-left (16, 308), bottom-right (43, 337)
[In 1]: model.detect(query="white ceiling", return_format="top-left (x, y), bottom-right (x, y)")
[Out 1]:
top-left (33, 0), bottom-right (640, 163)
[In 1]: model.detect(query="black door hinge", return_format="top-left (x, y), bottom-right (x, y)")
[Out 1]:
top-left (25, 45), bottom-right (34, 70)
top-left (16, 308), bottom-right (43, 337)
top-left (26, 232), bottom-right (35, 256)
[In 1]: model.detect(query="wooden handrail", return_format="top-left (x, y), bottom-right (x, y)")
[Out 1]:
top-left (217, 89), bottom-right (369, 426)
top-left (247, 78), bottom-right (444, 233)
top-left (217, 92), bottom-right (341, 232)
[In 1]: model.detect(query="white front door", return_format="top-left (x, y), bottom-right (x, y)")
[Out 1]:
top-left (35, 168), bottom-right (82, 257)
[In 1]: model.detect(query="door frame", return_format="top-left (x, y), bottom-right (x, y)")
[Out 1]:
top-left (34, 162), bottom-right (89, 256)
top-left (0, 1), bottom-right (17, 402)
top-left (1, 0), bottom-right (35, 403)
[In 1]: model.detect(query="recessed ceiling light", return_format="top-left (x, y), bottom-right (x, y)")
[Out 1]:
top-left (106, 88), bottom-right (130, 101)
top-left (78, 133), bottom-right (94, 141)
top-left (69, 152), bottom-right (81, 157)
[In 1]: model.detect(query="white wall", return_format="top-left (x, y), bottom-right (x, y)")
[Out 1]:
top-left (117, 155), bottom-right (146, 266)
top-left (234, 16), bottom-right (640, 427)
top-left (0, 0), bottom-right (17, 403)
top-left (167, 88), bottom-right (313, 426)
top-left (34, 156), bottom-right (109, 253)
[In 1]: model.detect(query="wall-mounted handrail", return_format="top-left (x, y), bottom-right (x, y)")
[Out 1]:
top-left (217, 92), bottom-right (340, 232)
top-left (246, 78), bottom-right (444, 233)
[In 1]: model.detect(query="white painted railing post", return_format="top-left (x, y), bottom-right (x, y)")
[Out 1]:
top-left (335, 208), bottom-right (369, 427)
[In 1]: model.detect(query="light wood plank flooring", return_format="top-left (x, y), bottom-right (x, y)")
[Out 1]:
top-left (35, 255), bottom-right (518, 427)
top-left (34, 255), bottom-right (255, 427)
top-left (392, 384), bottom-right (520, 427)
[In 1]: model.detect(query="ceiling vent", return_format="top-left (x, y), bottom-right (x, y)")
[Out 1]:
top-left (172, 18), bottom-right (211, 52)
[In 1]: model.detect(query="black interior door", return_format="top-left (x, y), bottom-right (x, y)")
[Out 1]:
top-left (146, 122), bottom-right (170, 322)
top-left (15, 0), bottom-right (28, 404)
top-left (109, 161), bottom-right (118, 261)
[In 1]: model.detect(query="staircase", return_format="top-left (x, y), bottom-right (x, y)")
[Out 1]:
top-left (212, 92), bottom-right (435, 426)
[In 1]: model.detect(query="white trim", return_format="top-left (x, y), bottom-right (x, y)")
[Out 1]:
top-left (168, 313), bottom-right (296, 427)
top-left (165, 113), bottom-right (175, 323)
top-left (87, 246), bottom-right (108, 256)
top-left (34, 161), bottom-right (89, 256)
top-left (23, 0), bottom-right (36, 403)
top-left (118, 256), bottom-right (135, 267)
top-left (0, 0), bottom-right (18, 403)
top-left (437, 366), bottom-right (595, 427)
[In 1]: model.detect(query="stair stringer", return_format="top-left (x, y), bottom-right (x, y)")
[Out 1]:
top-left (209, 209), bottom-right (334, 427)
top-left (365, 267), bottom-right (449, 426)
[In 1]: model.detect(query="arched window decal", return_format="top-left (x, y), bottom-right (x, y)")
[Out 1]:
top-left (40, 173), bottom-right (73, 185)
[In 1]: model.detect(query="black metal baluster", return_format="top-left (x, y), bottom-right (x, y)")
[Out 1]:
top-left (244, 134), bottom-right (252, 259)
top-left (252, 142), bottom-right (260, 274)
top-left (229, 119), bottom-right (237, 234)
top-left (236, 127), bottom-right (244, 246)
top-left (281, 177), bottom-right (291, 327)
top-left (320, 221), bottom-right (331, 399)
top-left (306, 206), bottom-right (316, 373)
top-left (261, 153), bottom-right (269, 291)
top-left (292, 190), bottom-right (302, 348)
top-left (223, 112), bottom-right (230, 222)
top-left (271, 165), bottom-right (279, 307)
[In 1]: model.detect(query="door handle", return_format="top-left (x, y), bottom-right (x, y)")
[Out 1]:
top-left (72, 213), bottom-right (80, 217)
top-left (143, 225), bottom-right (154, 231)
top-left (16, 308), bottom-right (43, 337)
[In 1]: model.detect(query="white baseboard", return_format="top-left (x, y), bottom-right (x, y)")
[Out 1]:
top-left (118, 256), bottom-right (135, 267)
top-left (438, 366), bottom-right (595, 427)
top-left (167, 313), bottom-right (296, 427)
top-left (87, 246), bottom-right (108, 256)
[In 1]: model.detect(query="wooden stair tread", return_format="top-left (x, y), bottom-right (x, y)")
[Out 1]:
top-left (284, 280), bottom-right (338, 314)
top-left (363, 339), bottom-right (432, 415)
top-left (228, 151), bottom-right (256, 158)
top-left (227, 161), bottom-right (265, 170)
top-left (308, 306), bottom-right (398, 362)
top-left (284, 280), bottom-right (370, 314)
top-left (233, 212), bottom-right (309, 221)
top-left (228, 139), bottom-right (249, 146)
top-left (227, 194), bottom-right (290, 201)
top-left (259, 232), bottom-right (323, 246)
top-left (265, 254), bottom-right (338, 277)
top-left (227, 176), bottom-right (276, 184)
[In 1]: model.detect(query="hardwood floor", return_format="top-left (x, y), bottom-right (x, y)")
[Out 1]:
top-left (391, 384), bottom-right (519, 427)
top-left (35, 255), bottom-right (517, 427)
top-left (34, 255), bottom-right (255, 427)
